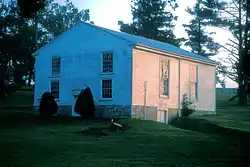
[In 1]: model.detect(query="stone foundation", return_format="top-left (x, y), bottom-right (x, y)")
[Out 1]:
top-left (95, 105), bottom-right (132, 118)
top-left (58, 105), bottom-right (72, 116)
top-left (132, 106), bottom-right (157, 121)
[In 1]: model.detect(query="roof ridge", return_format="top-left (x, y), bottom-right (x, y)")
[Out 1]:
top-left (80, 22), bottom-right (136, 45)
top-left (80, 22), bottom-right (214, 63)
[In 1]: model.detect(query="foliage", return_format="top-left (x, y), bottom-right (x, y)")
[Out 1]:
top-left (118, 0), bottom-right (184, 47)
top-left (183, 0), bottom-right (221, 57)
top-left (40, 0), bottom-right (90, 38)
top-left (39, 92), bottom-right (58, 117)
top-left (181, 93), bottom-right (196, 117)
top-left (74, 87), bottom-right (95, 119)
top-left (17, 0), bottom-right (47, 18)
top-left (0, 0), bottom-right (90, 97)
top-left (209, 0), bottom-right (250, 104)
top-left (184, 0), bottom-right (225, 86)
top-left (212, 0), bottom-right (249, 83)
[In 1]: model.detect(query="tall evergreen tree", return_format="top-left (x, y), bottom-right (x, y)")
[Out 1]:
top-left (183, 0), bottom-right (221, 57)
top-left (184, 0), bottom-right (225, 87)
top-left (118, 0), bottom-right (183, 47)
top-left (17, 0), bottom-right (47, 18)
top-left (208, 0), bottom-right (250, 104)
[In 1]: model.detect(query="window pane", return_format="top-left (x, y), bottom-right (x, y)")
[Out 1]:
top-left (160, 59), bottom-right (170, 96)
top-left (52, 57), bottom-right (61, 75)
top-left (51, 81), bottom-right (60, 99)
top-left (102, 79), bottom-right (112, 98)
top-left (103, 52), bottom-right (113, 73)
top-left (195, 82), bottom-right (198, 99)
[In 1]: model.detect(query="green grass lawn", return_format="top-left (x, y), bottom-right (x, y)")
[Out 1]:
top-left (1, 108), bottom-right (250, 167)
top-left (0, 90), bottom-right (34, 107)
top-left (216, 92), bottom-right (238, 108)
top-left (0, 91), bottom-right (249, 167)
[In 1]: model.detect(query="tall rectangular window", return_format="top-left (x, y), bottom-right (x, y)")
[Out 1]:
top-left (190, 65), bottom-right (198, 100)
top-left (52, 56), bottom-right (61, 75)
top-left (102, 52), bottom-right (113, 73)
top-left (51, 81), bottom-right (60, 99)
top-left (102, 79), bottom-right (112, 99)
top-left (160, 59), bottom-right (170, 96)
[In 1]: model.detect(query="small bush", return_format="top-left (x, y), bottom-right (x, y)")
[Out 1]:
top-left (181, 93), bottom-right (195, 117)
top-left (39, 92), bottom-right (58, 117)
top-left (74, 87), bottom-right (95, 119)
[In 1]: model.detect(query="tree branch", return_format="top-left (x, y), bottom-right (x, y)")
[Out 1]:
top-left (231, 0), bottom-right (239, 10)
top-left (225, 42), bottom-right (239, 50)
top-left (220, 44), bottom-right (238, 56)
top-left (227, 57), bottom-right (237, 65)
top-left (228, 38), bottom-right (239, 46)
top-left (220, 8), bottom-right (239, 19)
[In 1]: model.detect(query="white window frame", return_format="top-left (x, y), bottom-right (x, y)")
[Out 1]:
top-left (51, 80), bottom-right (60, 100)
top-left (102, 51), bottom-right (113, 73)
top-left (160, 59), bottom-right (170, 98)
top-left (101, 79), bottom-right (113, 100)
top-left (189, 65), bottom-right (198, 100)
top-left (52, 56), bottom-right (61, 76)
top-left (195, 66), bottom-right (198, 100)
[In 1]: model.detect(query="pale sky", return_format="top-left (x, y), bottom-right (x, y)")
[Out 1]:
top-left (55, 0), bottom-right (238, 88)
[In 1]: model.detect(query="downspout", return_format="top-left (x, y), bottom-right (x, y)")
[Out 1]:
top-left (178, 59), bottom-right (181, 118)
top-left (214, 67), bottom-right (217, 115)
top-left (144, 80), bottom-right (147, 120)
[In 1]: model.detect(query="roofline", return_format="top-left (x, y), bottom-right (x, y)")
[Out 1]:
top-left (81, 22), bottom-right (135, 44)
top-left (134, 44), bottom-right (218, 66)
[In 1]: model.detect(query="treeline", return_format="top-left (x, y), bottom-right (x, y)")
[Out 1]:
top-left (0, 0), bottom-right (90, 98)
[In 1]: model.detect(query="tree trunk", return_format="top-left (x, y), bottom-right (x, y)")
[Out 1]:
top-left (238, 73), bottom-right (248, 105)
top-left (34, 15), bottom-right (38, 44)
top-left (0, 65), bottom-right (6, 100)
top-left (238, 0), bottom-right (247, 105)
top-left (197, 0), bottom-right (202, 55)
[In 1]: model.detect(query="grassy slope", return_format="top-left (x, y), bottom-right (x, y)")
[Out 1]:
top-left (0, 91), bottom-right (249, 167)
top-left (1, 109), bottom-right (250, 167)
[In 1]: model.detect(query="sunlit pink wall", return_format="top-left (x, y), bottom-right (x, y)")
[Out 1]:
top-left (132, 48), bottom-right (216, 113)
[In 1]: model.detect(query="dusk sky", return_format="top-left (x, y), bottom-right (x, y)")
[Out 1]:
top-left (55, 0), bottom-right (237, 88)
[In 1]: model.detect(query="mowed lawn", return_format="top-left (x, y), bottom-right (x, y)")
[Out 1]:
top-left (0, 91), bottom-right (250, 167)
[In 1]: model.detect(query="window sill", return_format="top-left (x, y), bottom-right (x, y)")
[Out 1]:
top-left (100, 72), bottom-right (115, 75)
top-left (160, 95), bottom-right (169, 99)
top-left (49, 75), bottom-right (61, 78)
top-left (99, 98), bottom-right (113, 101)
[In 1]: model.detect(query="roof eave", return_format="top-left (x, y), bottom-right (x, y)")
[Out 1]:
top-left (32, 50), bottom-right (39, 57)
top-left (134, 44), bottom-right (218, 66)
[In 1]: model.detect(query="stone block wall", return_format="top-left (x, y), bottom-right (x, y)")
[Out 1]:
top-left (95, 105), bottom-right (132, 118)
top-left (58, 105), bottom-right (72, 116)
top-left (132, 106), bottom-right (157, 121)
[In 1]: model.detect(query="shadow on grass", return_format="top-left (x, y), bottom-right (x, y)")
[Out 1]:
top-left (74, 124), bottom-right (133, 137)
top-left (0, 111), bottom-right (111, 129)
top-left (170, 117), bottom-right (250, 139)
